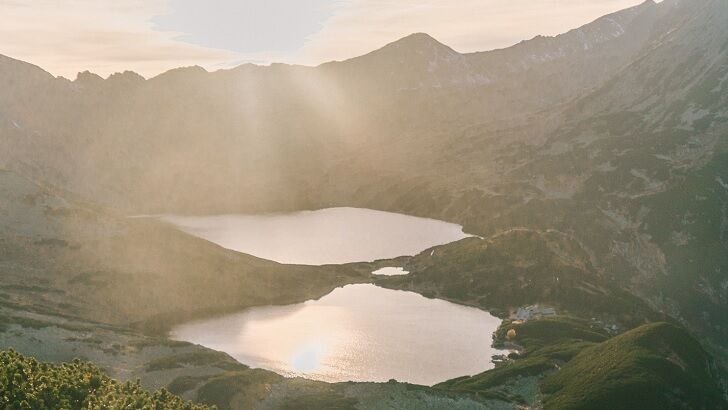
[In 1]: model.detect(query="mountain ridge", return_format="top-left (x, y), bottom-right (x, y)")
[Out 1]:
top-left (0, 1), bottom-right (661, 83)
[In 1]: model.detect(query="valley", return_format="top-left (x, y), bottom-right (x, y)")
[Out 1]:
top-left (1, 0), bottom-right (728, 408)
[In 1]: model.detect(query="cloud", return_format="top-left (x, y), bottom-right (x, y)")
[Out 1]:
top-left (152, 0), bottom-right (338, 54)
top-left (0, 0), bottom-right (237, 78)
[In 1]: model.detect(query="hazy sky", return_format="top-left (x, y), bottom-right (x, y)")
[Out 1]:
top-left (0, 0), bottom-right (647, 79)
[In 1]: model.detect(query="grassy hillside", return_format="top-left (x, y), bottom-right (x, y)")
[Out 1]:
top-left (541, 323), bottom-right (728, 409)
top-left (0, 349), bottom-right (211, 409)
top-left (436, 317), bottom-right (610, 405)
top-left (375, 231), bottom-right (663, 328)
top-left (436, 320), bottom-right (727, 409)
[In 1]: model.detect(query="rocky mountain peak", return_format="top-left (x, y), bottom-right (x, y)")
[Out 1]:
top-left (74, 70), bottom-right (104, 85)
top-left (374, 32), bottom-right (460, 61)
top-left (107, 70), bottom-right (146, 83)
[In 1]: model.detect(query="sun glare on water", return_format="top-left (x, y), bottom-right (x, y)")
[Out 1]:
top-left (291, 341), bottom-right (327, 373)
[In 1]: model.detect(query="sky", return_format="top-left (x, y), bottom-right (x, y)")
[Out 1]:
top-left (0, 0), bottom-right (647, 79)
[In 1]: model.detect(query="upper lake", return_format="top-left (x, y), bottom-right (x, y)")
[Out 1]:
top-left (160, 207), bottom-right (469, 265)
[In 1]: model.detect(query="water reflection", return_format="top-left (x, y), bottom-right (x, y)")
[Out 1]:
top-left (170, 284), bottom-right (504, 386)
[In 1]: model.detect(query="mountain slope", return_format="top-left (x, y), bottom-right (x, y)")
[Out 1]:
top-left (435, 320), bottom-right (727, 409)
top-left (0, 0), bottom-right (669, 213)
top-left (541, 323), bottom-right (727, 409)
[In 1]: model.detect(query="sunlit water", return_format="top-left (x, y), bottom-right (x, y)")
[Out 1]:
top-left (170, 284), bottom-right (504, 386)
top-left (159, 207), bottom-right (469, 265)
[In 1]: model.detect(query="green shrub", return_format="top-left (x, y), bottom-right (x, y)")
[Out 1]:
top-left (0, 349), bottom-right (213, 409)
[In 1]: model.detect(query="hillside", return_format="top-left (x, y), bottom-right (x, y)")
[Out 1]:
top-left (541, 323), bottom-right (728, 409)
top-left (435, 320), bottom-right (728, 409)
top-left (0, 169), bottom-right (367, 329)
top-left (374, 232), bottom-right (664, 328)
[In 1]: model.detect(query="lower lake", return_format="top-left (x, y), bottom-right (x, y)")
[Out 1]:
top-left (170, 284), bottom-right (504, 386)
